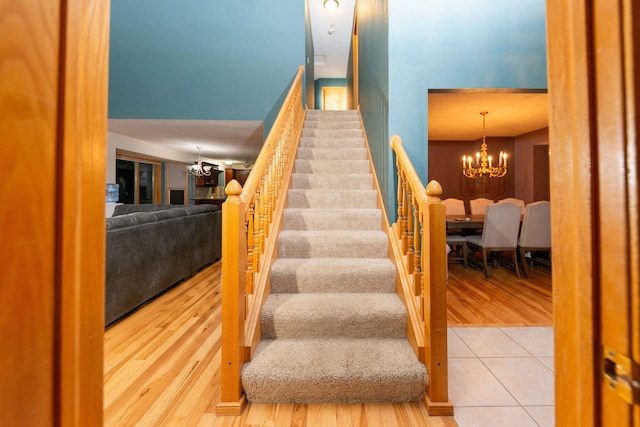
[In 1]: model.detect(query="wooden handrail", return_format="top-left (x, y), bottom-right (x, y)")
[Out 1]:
top-left (216, 66), bottom-right (306, 416)
top-left (389, 135), bottom-right (453, 416)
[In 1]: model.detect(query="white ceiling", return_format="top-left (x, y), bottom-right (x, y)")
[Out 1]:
top-left (108, 119), bottom-right (264, 162)
top-left (310, 0), bottom-right (356, 79)
top-left (428, 91), bottom-right (549, 141)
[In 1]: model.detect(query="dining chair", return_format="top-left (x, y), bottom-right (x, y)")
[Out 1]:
top-left (443, 198), bottom-right (468, 267)
top-left (469, 197), bottom-right (495, 215)
top-left (518, 201), bottom-right (551, 278)
top-left (497, 197), bottom-right (526, 215)
top-left (465, 202), bottom-right (522, 278)
top-left (442, 198), bottom-right (466, 215)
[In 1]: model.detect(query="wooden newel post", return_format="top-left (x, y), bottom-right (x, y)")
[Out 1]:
top-left (217, 179), bottom-right (248, 415)
top-left (424, 179), bottom-right (453, 415)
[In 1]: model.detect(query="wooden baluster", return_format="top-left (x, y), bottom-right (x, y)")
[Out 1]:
top-left (401, 170), bottom-right (409, 253)
top-left (253, 193), bottom-right (261, 275)
top-left (406, 187), bottom-right (415, 273)
top-left (396, 162), bottom-right (404, 242)
top-left (256, 185), bottom-right (264, 255)
top-left (246, 204), bottom-right (254, 295)
top-left (262, 172), bottom-right (270, 240)
top-left (266, 162), bottom-right (274, 228)
top-left (413, 196), bottom-right (423, 296)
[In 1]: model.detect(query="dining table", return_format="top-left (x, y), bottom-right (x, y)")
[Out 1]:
top-left (445, 214), bottom-right (486, 231)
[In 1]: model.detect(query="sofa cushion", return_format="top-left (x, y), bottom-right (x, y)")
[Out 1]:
top-left (106, 212), bottom-right (157, 230)
top-left (113, 204), bottom-right (176, 216)
top-left (152, 208), bottom-right (188, 221)
top-left (183, 204), bottom-right (219, 215)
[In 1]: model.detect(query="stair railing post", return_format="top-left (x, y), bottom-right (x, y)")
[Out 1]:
top-left (423, 179), bottom-right (452, 415)
top-left (217, 179), bottom-right (248, 415)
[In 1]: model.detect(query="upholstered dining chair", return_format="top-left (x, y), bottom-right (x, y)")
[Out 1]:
top-left (442, 198), bottom-right (466, 215)
top-left (518, 201), bottom-right (551, 278)
top-left (443, 198), bottom-right (467, 267)
top-left (465, 202), bottom-right (522, 278)
top-left (469, 197), bottom-right (495, 215)
top-left (498, 197), bottom-right (526, 214)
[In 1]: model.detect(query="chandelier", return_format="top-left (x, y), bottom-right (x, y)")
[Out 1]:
top-left (462, 111), bottom-right (507, 178)
top-left (186, 147), bottom-right (213, 177)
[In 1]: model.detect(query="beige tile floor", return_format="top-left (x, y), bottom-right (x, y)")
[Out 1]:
top-left (448, 327), bottom-right (555, 427)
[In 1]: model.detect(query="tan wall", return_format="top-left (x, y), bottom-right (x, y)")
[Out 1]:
top-left (514, 128), bottom-right (549, 203)
top-left (428, 137), bottom-right (516, 213)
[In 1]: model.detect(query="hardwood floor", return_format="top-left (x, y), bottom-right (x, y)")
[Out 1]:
top-left (103, 262), bottom-right (458, 427)
top-left (446, 257), bottom-right (553, 327)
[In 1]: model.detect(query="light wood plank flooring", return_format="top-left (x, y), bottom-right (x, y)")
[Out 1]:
top-left (103, 262), bottom-right (458, 427)
top-left (446, 259), bottom-right (552, 327)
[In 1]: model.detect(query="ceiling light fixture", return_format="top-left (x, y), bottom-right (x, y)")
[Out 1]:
top-left (323, 0), bottom-right (339, 12)
top-left (462, 112), bottom-right (507, 178)
top-left (186, 147), bottom-right (213, 176)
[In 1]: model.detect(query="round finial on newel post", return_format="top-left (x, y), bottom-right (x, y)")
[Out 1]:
top-left (426, 180), bottom-right (443, 202)
top-left (225, 179), bottom-right (243, 202)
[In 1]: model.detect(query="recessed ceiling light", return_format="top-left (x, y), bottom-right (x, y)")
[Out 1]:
top-left (323, 0), bottom-right (339, 12)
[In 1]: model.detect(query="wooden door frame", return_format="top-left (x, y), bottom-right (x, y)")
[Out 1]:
top-left (1, 0), bottom-right (110, 425)
top-left (548, 0), bottom-right (639, 425)
top-left (56, 0), bottom-right (111, 424)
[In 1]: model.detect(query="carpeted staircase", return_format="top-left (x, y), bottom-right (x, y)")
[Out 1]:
top-left (240, 109), bottom-right (428, 403)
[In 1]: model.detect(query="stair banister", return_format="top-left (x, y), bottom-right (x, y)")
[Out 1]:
top-left (216, 66), bottom-right (306, 416)
top-left (389, 135), bottom-right (453, 416)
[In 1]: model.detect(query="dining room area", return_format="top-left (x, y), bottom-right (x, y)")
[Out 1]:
top-left (428, 90), bottom-right (555, 426)
top-left (427, 90), bottom-right (552, 323)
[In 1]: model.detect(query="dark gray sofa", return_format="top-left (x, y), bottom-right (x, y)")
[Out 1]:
top-left (105, 204), bottom-right (221, 326)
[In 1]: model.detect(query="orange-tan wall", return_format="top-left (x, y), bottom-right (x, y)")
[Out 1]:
top-left (428, 137), bottom-right (516, 214)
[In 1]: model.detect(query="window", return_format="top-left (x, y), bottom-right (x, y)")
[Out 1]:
top-left (116, 156), bottom-right (161, 204)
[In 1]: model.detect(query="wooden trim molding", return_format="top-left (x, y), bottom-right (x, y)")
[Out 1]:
top-left (56, 0), bottom-right (110, 425)
top-left (546, 0), bottom-right (597, 425)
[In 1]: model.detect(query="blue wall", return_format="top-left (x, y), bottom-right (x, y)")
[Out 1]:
top-left (358, 0), bottom-right (547, 221)
top-left (305, 0), bottom-right (315, 110)
top-left (109, 0), bottom-right (307, 137)
top-left (356, 0), bottom-right (391, 215)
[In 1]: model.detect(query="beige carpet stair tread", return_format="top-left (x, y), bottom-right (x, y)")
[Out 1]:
top-left (277, 230), bottom-right (388, 259)
top-left (296, 147), bottom-right (367, 160)
top-left (270, 258), bottom-right (396, 293)
top-left (294, 159), bottom-right (370, 174)
top-left (302, 128), bottom-right (364, 138)
top-left (283, 208), bottom-right (381, 230)
top-left (290, 173), bottom-right (373, 190)
top-left (306, 110), bottom-right (360, 119)
top-left (241, 338), bottom-right (428, 403)
top-left (261, 293), bottom-right (406, 339)
top-left (299, 137), bottom-right (365, 148)
top-left (286, 189), bottom-right (377, 209)
top-left (303, 120), bottom-right (363, 129)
